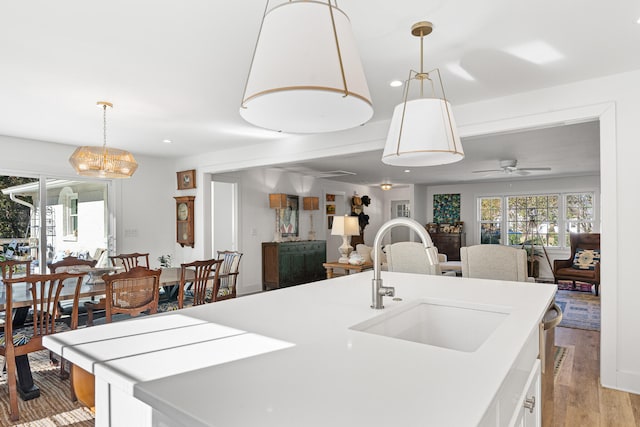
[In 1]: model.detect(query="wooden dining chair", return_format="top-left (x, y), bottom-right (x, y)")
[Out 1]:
top-left (103, 266), bottom-right (161, 322)
top-left (213, 251), bottom-right (243, 301)
top-left (48, 256), bottom-right (97, 273)
top-left (48, 256), bottom-right (99, 319)
top-left (108, 252), bottom-right (150, 271)
top-left (0, 272), bottom-right (86, 421)
top-left (0, 259), bottom-right (32, 280)
top-left (178, 259), bottom-right (223, 309)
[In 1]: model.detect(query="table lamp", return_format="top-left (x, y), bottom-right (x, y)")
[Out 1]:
top-left (269, 193), bottom-right (287, 242)
top-left (303, 196), bottom-right (319, 240)
top-left (331, 215), bottom-right (360, 263)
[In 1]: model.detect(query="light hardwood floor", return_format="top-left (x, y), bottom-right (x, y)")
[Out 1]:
top-left (553, 326), bottom-right (640, 426)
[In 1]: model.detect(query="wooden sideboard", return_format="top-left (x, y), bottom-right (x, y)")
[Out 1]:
top-left (429, 232), bottom-right (466, 261)
top-left (262, 241), bottom-right (326, 291)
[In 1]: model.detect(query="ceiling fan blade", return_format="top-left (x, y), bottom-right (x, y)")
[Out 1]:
top-left (472, 169), bottom-right (502, 173)
top-left (519, 167), bottom-right (551, 171)
top-left (514, 170), bottom-right (531, 176)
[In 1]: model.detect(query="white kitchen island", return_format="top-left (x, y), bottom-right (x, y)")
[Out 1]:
top-left (44, 272), bottom-right (555, 427)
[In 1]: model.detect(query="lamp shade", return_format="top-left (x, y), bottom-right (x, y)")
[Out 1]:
top-left (269, 193), bottom-right (287, 209)
top-left (240, 1), bottom-right (372, 133)
top-left (331, 215), bottom-right (359, 236)
top-left (303, 196), bottom-right (319, 210)
top-left (382, 98), bottom-right (464, 167)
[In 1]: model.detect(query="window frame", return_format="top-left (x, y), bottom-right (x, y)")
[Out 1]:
top-left (477, 191), bottom-right (596, 249)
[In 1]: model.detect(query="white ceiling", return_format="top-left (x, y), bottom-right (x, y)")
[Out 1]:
top-left (1, 1), bottom-right (635, 183)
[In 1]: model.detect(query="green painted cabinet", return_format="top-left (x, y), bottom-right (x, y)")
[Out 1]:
top-left (262, 241), bottom-right (326, 291)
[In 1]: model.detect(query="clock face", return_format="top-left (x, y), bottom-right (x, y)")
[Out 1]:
top-left (177, 203), bottom-right (189, 221)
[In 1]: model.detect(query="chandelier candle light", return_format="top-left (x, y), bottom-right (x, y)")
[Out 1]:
top-left (331, 215), bottom-right (360, 263)
top-left (382, 22), bottom-right (464, 167)
top-left (69, 101), bottom-right (138, 178)
top-left (240, 0), bottom-right (372, 133)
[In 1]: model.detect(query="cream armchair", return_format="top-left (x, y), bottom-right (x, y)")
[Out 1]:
top-left (385, 241), bottom-right (442, 275)
top-left (460, 245), bottom-right (535, 282)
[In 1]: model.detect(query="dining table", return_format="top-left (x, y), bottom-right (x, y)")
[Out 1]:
top-left (0, 266), bottom-right (194, 401)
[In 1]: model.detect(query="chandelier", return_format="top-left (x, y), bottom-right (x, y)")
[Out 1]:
top-left (69, 101), bottom-right (138, 178)
top-left (382, 21), bottom-right (464, 166)
top-left (240, 0), bottom-right (372, 133)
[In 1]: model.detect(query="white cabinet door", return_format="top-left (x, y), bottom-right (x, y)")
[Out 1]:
top-left (513, 359), bottom-right (541, 427)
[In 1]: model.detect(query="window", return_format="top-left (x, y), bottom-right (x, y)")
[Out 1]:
top-left (564, 193), bottom-right (594, 246)
top-left (59, 187), bottom-right (78, 241)
top-left (506, 195), bottom-right (559, 246)
top-left (478, 192), bottom-right (595, 248)
top-left (479, 197), bottom-right (501, 244)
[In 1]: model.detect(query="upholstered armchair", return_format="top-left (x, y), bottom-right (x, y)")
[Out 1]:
top-left (386, 241), bottom-right (442, 275)
top-left (553, 233), bottom-right (600, 295)
top-left (460, 245), bottom-right (534, 282)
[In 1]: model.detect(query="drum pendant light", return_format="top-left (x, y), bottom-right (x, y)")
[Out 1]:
top-left (382, 22), bottom-right (464, 166)
top-left (240, 0), bottom-right (373, 133)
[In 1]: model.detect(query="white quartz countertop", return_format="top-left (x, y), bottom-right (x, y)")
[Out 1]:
top-left (45, 272), bottom-right (555, 427)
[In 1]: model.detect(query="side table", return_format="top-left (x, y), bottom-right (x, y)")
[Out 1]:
top-left (322, 261), bottom-right (373, 279)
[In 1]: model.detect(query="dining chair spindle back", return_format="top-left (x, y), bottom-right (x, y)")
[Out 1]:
top-left (0, 272), bottom-right (86, 421)
top-left (178, 259), bottom-right (223, 309)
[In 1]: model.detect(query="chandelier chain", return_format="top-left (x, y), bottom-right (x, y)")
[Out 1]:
top-left (102, 104), bottom-right (107, 148)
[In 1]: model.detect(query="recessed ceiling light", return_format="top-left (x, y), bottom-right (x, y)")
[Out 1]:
top-left (389, 80), bottom-right (403, 87)
top-left (637, 16), bottom-right (640, 24)
top-left (404, 169), bottom-right (411, 173)
top-left (447, 63), bottom-right (475, 81)
top-left (162, 139), bottom-right (172, 144)
top-left (505, 41), bottom-right (564, 65)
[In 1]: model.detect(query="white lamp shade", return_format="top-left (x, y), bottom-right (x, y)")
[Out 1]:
top-left (331, 215), bottom-right (360, 236)
top-left (382, 98), bottom-right (464, 167)
top-left (240, 1), bottom-right (373, 133)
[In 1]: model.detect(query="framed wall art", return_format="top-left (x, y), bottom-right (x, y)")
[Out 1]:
top-left (433, 193), bottom-right (461, 224)
top-left (177, 169), bottom-right (196, 190)
top-left (279, 194), bottom-right (299, 237)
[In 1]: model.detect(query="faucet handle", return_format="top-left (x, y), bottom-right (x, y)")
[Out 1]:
top-left (379, 286), bottom-right (395, 297)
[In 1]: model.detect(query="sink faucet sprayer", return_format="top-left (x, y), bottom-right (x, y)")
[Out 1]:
top-left (371, 218), bottom-right (439, 309)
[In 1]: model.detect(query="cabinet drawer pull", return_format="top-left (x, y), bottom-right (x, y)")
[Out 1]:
top-left (523, 396), bottom-right (535, 413)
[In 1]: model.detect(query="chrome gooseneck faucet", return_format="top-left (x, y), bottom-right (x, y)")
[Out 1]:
top-left (371, 217), bottom-right (439, 309)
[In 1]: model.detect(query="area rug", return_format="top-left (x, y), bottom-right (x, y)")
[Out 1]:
top-left (554, 345), bottom-right (569, 380)
top-left (556, 280), bottom-right (594, 293)
top-left (555, 289), bottom-right (600, 331)
top-left (0, 350), bottom-right (94, 426)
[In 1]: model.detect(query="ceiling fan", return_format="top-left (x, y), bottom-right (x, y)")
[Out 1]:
top-left (472, 159), bottom-right (551, 176)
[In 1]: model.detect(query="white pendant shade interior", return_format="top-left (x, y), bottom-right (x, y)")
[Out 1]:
top-left (240, 0), bottom-right (373, 133)
top-left (382, 21), bottom-right (464, 167)
top-left (69, 101), bottom-right (138, 178)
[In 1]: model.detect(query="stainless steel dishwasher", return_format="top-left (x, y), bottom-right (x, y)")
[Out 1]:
top-left (541, 302), bottom-right (563, 427)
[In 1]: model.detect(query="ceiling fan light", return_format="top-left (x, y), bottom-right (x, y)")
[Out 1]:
top-left (240, 0), bottom-right (372, 133)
